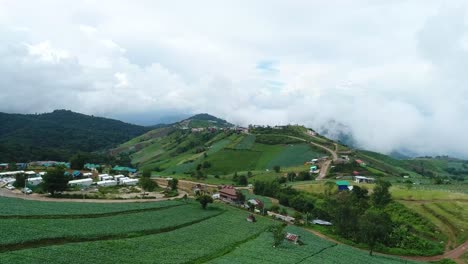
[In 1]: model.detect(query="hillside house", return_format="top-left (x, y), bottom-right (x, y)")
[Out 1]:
top-left (113, 166), bottom-right (137, 174)
top-left (219, 186), bottom-right (239, 202)
top-left (0, 163), bottom-right (9, 170)
top-left (267, 211), bottom-right (295, 224)
top-left (285, 233), bottom-right (300, 244)
top-left (247, 198), bottom-right (264, 209)
top-left (354, 176), bottom-right (375, 184)
top-left (336, 180), bottom-right (350, 191)
top-left (355, 159), bottom-right (367, 167)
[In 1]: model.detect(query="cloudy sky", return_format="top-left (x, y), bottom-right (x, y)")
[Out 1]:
top-left (1, 0), bottom-right (468, 158)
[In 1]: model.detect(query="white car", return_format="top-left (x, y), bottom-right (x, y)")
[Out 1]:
top-left (5, 185), bottom-right (15, 190)
top-left (22, 188), bottom-right (32, 194)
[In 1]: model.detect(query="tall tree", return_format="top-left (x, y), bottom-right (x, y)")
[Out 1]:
top-left (359, 209), bottom-right (393, 255)
top-left (139, 177), bottom-right (157, 192)
top-left (169, 178), bottom-right (178, 190)
top-left (197, 194), bottom-right (213, 209)
top-left (271, 224), bottom-right (286, 247)
top-left (371, 180), bottom-right (392, 208)
top-left (70, 153), bottom-right (87, 170)
top-left (42, 166), bottom-right (71, 195)
top-left (13, 173), bottom-right (25, 188)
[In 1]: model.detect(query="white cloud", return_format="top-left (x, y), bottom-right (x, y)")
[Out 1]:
top-left (1, 1), bottom-right (468, 157)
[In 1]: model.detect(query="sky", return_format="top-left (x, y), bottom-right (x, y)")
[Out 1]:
top-left (1, 0), bottom-right (468, 158)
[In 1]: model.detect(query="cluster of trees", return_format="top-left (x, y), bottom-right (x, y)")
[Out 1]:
top-left (191, 161), bottom-right (212, 179)
top-left (255, 179), bottom-right (401, 255)
top-left (69, 152), bottom-right (132, 170)
top-left (318, 181), bottom-right (395, 255)
top-left (0, 110), bottom-right (149, 162)
top-left (139, 170), bottom-right (158, 192)
top-left (253, 180), bottom-right (314, 214)
top-left (232, 172), bottom-right (249, 186)
top-left (286, 171), bottom-right (312, 181)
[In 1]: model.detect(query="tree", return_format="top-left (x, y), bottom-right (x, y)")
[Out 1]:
top-left (273, 165), bottom-right (281, 173)
top-left (169, 178), bottom-right (178, 190)
top-left (287, 172), bottom-right (296, 182)
top-left (238, 175), bottom-right (248, 186)
top-left (270, 224), bottom-right (286, 247)
top-left (43, 166), bottom-right (71, 195)
top-left (324, 181), bottom-right (336, 196)
top-left (142, 170), bottom-right (151, 178)
top-left (197, 194), bottom-right (213, 209)
top-left (13, 173), bottom-right (26, 188)
top-left (70, 153), bottom-right (87, 170)
top-left (371, 180), bottom-right (392, 208)
top-left (8, 162), bottom-right (17, 171)
top-left (139, 177), bottom-right (157, 192)
top-left (359, 209), bottom-right (393, 255)
top-left (237, 190), bottom-right (246, 204)
top-left (247, 171), bottom-right (253, 178)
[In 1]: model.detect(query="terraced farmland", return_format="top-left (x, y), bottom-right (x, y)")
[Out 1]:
top-left (0, 196), bottom-right (424, 263)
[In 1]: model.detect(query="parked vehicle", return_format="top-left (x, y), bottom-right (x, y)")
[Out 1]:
top-left (5, 184), bottom-right (15, 190)
top-left (22, 187), bottom-right (32, 194)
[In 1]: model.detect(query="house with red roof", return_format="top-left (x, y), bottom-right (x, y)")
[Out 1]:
top-left (219, 186), bottom-right (239, 202)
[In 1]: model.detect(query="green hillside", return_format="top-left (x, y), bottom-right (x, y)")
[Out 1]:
top-left (0, 110), bottom-right (150, 162)
top-left (115, 125), bottom-right (330, 180)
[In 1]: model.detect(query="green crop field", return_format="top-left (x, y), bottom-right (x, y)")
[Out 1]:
top-left (207, 226), bottom-right (419, 264)
top-left (205, 149), bottom-right (262, 174)
top-left (0, 197), bottom-right (423, 263)
top-left (0, 197), bottom-right (181, 216)
top-left (266, 144), bottom-right (327, 169)
top-left (235, 134), bottom-right (256, 149)
top-left (0, 204), bottom-right (220, 248)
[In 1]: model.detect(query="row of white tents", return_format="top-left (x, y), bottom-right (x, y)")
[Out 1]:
top-left (69, 174), bottom-right (138, 187)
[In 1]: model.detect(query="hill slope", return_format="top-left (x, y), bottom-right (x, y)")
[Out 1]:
top-left (115, 124), bottom-right (333, 177)
top-left (0, 110), bottom-right (150, 162)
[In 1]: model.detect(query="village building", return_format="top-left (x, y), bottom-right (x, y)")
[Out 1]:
top-left (355, 159), bottom-right (367, 167)
top-left (354, 176), bottom-right (375, 184)
top-left (219, 186), bottom-right (239, 202)
top-left (336, 180), bottom-right (350, 191)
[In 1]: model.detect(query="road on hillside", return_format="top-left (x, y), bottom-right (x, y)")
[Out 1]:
top-left (283, 135), bottom-right (338, 180)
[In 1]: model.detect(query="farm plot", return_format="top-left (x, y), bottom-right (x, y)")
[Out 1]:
top-left (0, 204), bottom-right (222, 248)
top-left (0, 210), bottom-right (273, 264)
top-left (235, 134), bottom-right (256, 150)
top-left (312, 244), bottom-right (420, 264)
top-left (207, 226), bottom-right (420, 264)
top-left (266, 144), bottom-right (327, 169)
top-left (0, 197), bottom-right (182, 216)
top-left (205, 149), bottom-right (262, 174)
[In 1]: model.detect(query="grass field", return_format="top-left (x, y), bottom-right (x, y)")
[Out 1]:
top-left (0, 197), bottom-right (421, 264)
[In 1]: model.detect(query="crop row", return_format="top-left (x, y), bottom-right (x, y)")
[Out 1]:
top-left (0, 197), bottom-right (182, 216)
top-left (0, 204), bottom-right (222, 248)
top-left (0, 210), bottom-right (273, 264)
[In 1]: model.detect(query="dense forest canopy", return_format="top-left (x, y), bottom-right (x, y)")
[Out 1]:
top-left (0, 110), bottom-right (150, 162)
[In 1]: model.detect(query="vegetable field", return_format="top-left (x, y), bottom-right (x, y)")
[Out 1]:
top-left (0, 197), bottom-right (422, 263)
top-left (266, 144), bottom-right (327, 169)
top-left (0, 197), bottom-right (181, 216)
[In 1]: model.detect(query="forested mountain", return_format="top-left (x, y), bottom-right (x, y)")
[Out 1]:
top-left (0, 110), bottom-right (150, 162)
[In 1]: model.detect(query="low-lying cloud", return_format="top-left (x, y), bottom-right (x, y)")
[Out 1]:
top-left (1, 1), bottom-right (468, 158)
